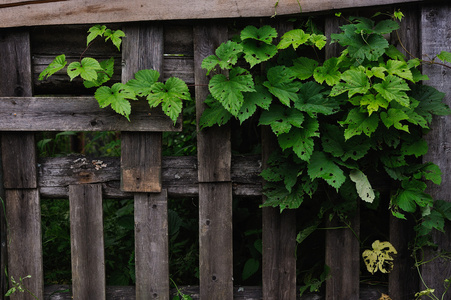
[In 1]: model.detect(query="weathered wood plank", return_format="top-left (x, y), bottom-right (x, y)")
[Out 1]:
top-left (121, 23), bottom-right (165, 193)
top-left (69, 184), bottom-right (106, 300)
top-left (135, 190), bottom-right (169, 300)
top-left (0, 0), bottom-right (431, 28)
top-left (0, 97), bottom-right (181, 132)
top-left (5, 190), bottom-right (43, 300)
top-left (199, 183), bottom-right (233, 299)
top-left (421, 3), bottom-right (451, 297)
top-left (194, 23), bottom-right (231, 182)
top-left (324, 16), bottom-right (360, 300)
top-left (388, 6), bottom-right (420, 300)
top-left (37, 155), bottom-right (262, 198)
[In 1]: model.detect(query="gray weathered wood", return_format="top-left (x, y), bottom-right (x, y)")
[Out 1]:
top-left (0, 97), bottom-right (181, 132)
top-left (324, 16), bottom-right (360, 300)
top-left (388, 6), bottom-right (420, 299)
top-left (194, 23), bottom-right (231, 182)
top-left (135, 190), bottom-right (169, 300)
top-left (69, 184), bottom-right (106, 300)
top-left (0, 0), bottom-right (431, 28)
top-left (5, 189), bottom-right (43, 300)
top-left (199, 183), bottom-right (233, 299)
top-left (37, 155), bottom-right (263, 198)
top-left (121, 23), bottom-right (165, 193)
top-left (194, 23), bottom-right (234, 300)
top-left (421, 3), bottom-right (451, 296)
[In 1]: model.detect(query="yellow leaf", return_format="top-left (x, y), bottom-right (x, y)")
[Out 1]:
top-left (378, 293), bottom-right (392, 300)
top-left (362, 240), bottom-right (397, 274)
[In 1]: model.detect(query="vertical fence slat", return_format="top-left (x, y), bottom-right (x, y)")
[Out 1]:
top-left (122, 23), bottom-right (169, 300)
top-left (194, 23), bottom-right (233, 299)
top-left (0, 28), bottom-right (43, 300)
top-left (69, 184), bottom-right (105, 300)
top-left (421, 3), bottom-right (451, 296)
top-left (121, 23), bottom-right (164, 193)
top-left (324, 16), bottom-right (360, 300)
top-left (135, 190), bottom-right (169, 300)
top-left (388, 6), bottom-right (420, 299)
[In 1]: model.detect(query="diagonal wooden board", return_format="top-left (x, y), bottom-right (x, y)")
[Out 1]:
top-left (0, 0), bottom-right (430, 28)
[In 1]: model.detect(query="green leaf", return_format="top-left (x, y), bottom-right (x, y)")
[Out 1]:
top-left (358, 94), bottom-right (389, 115)
top-left (209, 67), bottom-right (255, 116)
top-left (340, 108), bottom-right (379, 140)
top-left (393, 180), bottom-right (432, 213)
top-left (278, 116), bottom-right (319, 161)
top-left (242, 40), bottom-right (278, 68)
top-left (39, 54), bottom-right (67, 80)
top-left (126, 69), bottom-right (160, 96)
top-left (308, 34), bottom-right (327, 50)
top-left (380, 108), bottom-right (410, 132)
top-left (437, 51), bottom-right (451, 64)
top-left (237, 85), bottom-right (273, 124)
top-left (349, 169), bottom-right (375, 203)
top-left (201, 41), bottom-right (243, 74)
top-left (373, 75), bottom-right (410, 107)
top-left (385, 45), bottom-right (406, 61)
top-left (67, 57), bottom-right (102, 81)
top-left (242, 258), bottom-right (260, 281)
top-left (295, 82), bottom-right (339, 116)
top-left (401, 138), bottom-right (428, 158)
top-left (369, 66), bottom-right (387, 80)
top-left (313, 57), bottom-right (341, 86)
top-left (291, 57), bottom-right (318, 80)
top-left (263, 66), bottom-right (299, 106)
top-left (148, 77), bottom-right (191, 124)
top-left (421, 163), bottom-right (442, 185)
top-left (199, 95), bottom-right (232, 128)
top-left (83, 57), bottom-right (115, 88)
top-left (277, 29), bottom-right (310, 50)
top-left (385, 60), bottom-right (413, 81)
top-left (330, 68), bottom-right (370, 98)
top-left (241, 25), bottom-right (278, 44)
top-left (87, 25), bottom-right (106, 46)
top-left (372, 19), bottom-right (399, 34)
top-left (321, 124), bottom-right (371, 161)
top-left (104, 29), bottom-right (125, 51)
top-left (262, 183), bottom-right (305, 211)
top-left (307, 151), bottom-right (346, 190)
top-left (412, 85), bottom-right (451, 124)
top-left (95, 83), bottom-right (136, 120)
top-left (259, 104), bottom-right (305, 136)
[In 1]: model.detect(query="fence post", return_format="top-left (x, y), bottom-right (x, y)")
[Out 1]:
top-left (421, 3), bottom-right (451, 296)
top-left (0, 28), bottom-right (43, 300)
top-left (194, 22), bottom-right (234, 300)
top-left (121, 23), bottom-right (170, 300)
top-left (324, 16), bottom-right (360, 300)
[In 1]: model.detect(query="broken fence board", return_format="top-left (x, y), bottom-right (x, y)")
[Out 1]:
top-left (69, 184), bottom-right (106, 300)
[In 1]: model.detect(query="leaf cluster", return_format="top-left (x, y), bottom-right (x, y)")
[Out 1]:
top-left (39, 25), bottom-right (190, 123)
top-left (199, 15), bottom-right (451, 237)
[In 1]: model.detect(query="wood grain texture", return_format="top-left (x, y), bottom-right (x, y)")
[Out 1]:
top-left (69, 184), bottom-right (106, 300)
top-left (0, 97), bottom-right (181, 132)
top-left (6, 189), bottom-right (43, 300)
top-left (134, 190), bottom-right (169, 300)
top-left (388, 6), bottom-right (420, 299)
top-left (121, 24), bottom-right (165, 193)
top-left (199, 183), bottom-right (233, 299)
top-left (324, 16), bottom-right (360, 300)
top-left (0, 0), bottom-right (430, 28)
top-left (194, 23), bottom-right (231, 182)
top-left (421, 3), bottom-right (451, 296)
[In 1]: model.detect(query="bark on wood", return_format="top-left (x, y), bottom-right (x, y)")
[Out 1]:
top-left (134, 190), bottom-right (169, 300)
top-left (121, 23), bottom-right (165, 193)
top-left (199, 183), bottom-right (233, 299)
top-left (6, 189), bottom-right (43, 300)
top-left (388, 7), bottom-right (420, 299)
top-left (0, 0), bottom-right (430, 28)
top-left (421, 3), bottom-right (451, 296)
top-left (194, 23), bottom-right (231, 182)
top-left (0, 97), bottom-right (181, 132)
top-left (69, 184), bottom-right (106, 300)
top-left (324, 16), bottom-right (360, 300)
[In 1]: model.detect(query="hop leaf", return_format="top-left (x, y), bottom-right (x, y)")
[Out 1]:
top-left (340, 108), bottom-right (379, 140)
top-left (349, 169), bottom-right (375, 203)
top-left (313, 57), bottom-right (342, 86)
top-left (380, 108), bottom-right (410, 132)
top-left (259, 104), bottom-right (305, 136)
top-left (240, 25), bottom-right (278, 44)
top-left (241, 40), bottom-right (278, 68)
top-left (104, 29), bottom-right (125, 51)
top-left (307, 151), bottom-right (346, 190)
top-left (87, 25), bottom-right (107, 46)
top-left (199, 95), bottom-right (232, 128)
top-left (208, 67), bottom-right (255, 116)
top-left (83, 57), bottom-right (115, 88)
top-left (278, 116), bottom-right (319, 161)
top-left (201, 41), bottom-right (243, 74)
top-left (95, 83), bottom-right (136, 121)
top-left (126, 69), bottom-right (160, 96)
top-left (237, 85), bottom-right (272, 124)
top-left (291, 57), bottom-right (318, 80)
top-left (373, 75), bottom-right (410, 107)
top-left (330, 68), bottom-right (370, 98)
top-left (295, 82), bottom-right (340, 117)
top-left (67, 57), bottom-right (102, 81)
top-left (263, 66), bottom-right (300, 107)
top-left (437, 51), bottom-right (451, 64)
top-left (39, 54), bottom-right (67, 80)
top-left (277, 29), bottom-right (310, 50)
top-left (362, 240), bottom-right (397, 274)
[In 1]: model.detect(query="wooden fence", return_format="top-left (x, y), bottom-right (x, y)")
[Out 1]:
top-left (0, 2), bottom-right (450, 300)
